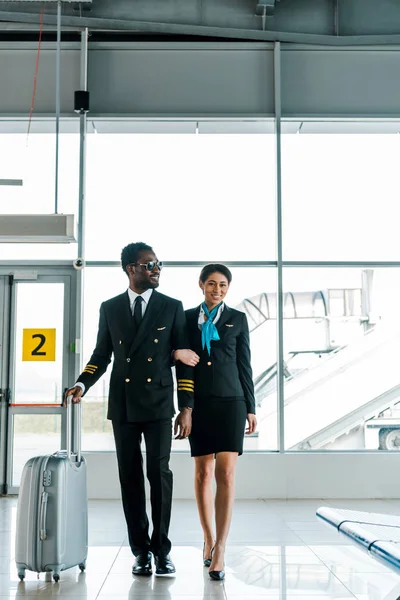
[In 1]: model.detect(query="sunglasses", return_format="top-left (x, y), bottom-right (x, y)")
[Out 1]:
top-left (133, 261), bottom-right (163, 272)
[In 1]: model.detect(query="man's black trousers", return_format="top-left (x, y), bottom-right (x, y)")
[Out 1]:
top-left (112, 418), bottom-right (173, 558)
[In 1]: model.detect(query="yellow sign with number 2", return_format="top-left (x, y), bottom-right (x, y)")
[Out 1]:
top-left (22, 329), bottom-right (56, 362)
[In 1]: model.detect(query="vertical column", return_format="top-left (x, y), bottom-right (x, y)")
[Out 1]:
top-left (72, 29), bottom-right (89, 455)
top-left (274, 42), bottom-right (285, 453)
top-left (54, 0), bottom-right (61, 214)
top-left (77, 28), bottom-right (89, 262)
top-left (361, 269), bottom-right (375, 333)
top-left (0, 277), bottom-right (10, 493)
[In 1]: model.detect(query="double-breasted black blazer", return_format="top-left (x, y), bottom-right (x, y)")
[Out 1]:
top-left (77, 290), bottom-right (194, 422)
top-left (185, 304), bottom-right (256, 414)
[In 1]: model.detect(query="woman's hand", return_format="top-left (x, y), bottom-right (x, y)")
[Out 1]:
top-left (245, 413), bottom-right (257, 435)
top-left (173, 349), bottom-right (200, 367)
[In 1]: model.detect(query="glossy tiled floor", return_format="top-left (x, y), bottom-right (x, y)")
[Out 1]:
top-left (1, 497), bottom-right (400, 599)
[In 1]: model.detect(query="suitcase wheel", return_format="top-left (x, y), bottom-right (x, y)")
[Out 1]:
top-left (53, 573), bottom-right (60, 583)
top-left (17, 568), bottom-right (25, 581)
top-left (79, 562), bottom-right (86, 572)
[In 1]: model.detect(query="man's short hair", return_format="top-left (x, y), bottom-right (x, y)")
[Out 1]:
top-left (121, 242), bottom-right (154, 274)
top-left (199, 263), bottom-right (232, 284)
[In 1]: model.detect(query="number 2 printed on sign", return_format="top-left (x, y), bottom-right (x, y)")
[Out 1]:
top-left (22, 329), bottom-right (56, 361)
top-left (31, 334), bottom-right (46, 356)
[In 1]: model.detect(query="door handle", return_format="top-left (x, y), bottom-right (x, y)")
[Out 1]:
top-left (0, 389), bottom-right (11, 403)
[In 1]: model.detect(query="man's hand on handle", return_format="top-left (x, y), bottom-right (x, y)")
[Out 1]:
top-left (64, 386), bottom-right (83, 407)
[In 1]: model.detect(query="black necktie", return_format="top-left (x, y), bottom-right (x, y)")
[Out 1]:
top-left (133, 296), bottom-right (143, 331)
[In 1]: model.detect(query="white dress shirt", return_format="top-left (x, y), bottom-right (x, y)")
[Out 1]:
top-left (128, 287), bottom-right (153, 316)
top-left (75, 289), bottom-right (153, 394)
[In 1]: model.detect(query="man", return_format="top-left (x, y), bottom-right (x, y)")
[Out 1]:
top-left (65, 242), bottom-right (199, 576)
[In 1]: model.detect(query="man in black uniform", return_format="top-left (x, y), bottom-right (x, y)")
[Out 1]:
top-left (66, 242), bottom-right (198, 576)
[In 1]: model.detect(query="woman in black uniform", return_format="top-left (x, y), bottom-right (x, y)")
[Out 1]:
top-left (181, 264), bottom-right (257, 580)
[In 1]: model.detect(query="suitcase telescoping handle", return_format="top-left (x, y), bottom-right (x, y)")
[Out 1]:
top-left (39, 491), bottom-right (48, 541)
top-left (65, 395), bottom-right (82, 463)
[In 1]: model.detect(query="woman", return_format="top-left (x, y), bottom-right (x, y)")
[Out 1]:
top-left (176, 264), bottom-right (257, 580)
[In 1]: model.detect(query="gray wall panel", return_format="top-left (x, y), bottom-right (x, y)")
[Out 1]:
top-left (337, 0), bottom-right (400, 35)
top-left (271, 0), bottom-right (333, 35)
top-left (88, 45), bottom-right (275, 116)
top-left (0, 44), bottom-right (80, 115)
top-left (282, 48), bottom-right (400, 116)
top-left (4, 0), bottom-right (400, 37)
top-left (2, 42), bottom-right (400, 118)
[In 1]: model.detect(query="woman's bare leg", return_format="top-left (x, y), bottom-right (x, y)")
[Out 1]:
top-left (210, 451), bottom-right (238, 572)
top-left (194, 455), bottom-right (215, 559)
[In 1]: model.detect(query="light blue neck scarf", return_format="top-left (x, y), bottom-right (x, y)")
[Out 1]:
top-left (201, 301), bottom-right (222, 355)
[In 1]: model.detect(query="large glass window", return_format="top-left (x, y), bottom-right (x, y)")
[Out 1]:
top-left (85, 126), bottom-right (276, 261)
top-left (281, 267), bottom-right (400, 451)
top-left (0, 119), bottom-right (79, 260)
top-left (281, 121), bottom-right (400, 261)
top-left (8, 117), bottom-right (400, 454)
top-left (12, 414), bottom-right (61, 487)
top-left (279, 120), bottom-right (400, 451)
top-left (81, 266), bottom-right (278, 452)
top-left (13, 282), bottom-right (64, 405)
top-left (81, 121), bottom-right (277, 452)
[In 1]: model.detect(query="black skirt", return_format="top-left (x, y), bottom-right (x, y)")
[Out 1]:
top-left (189, 396), bottom-right (247, 457)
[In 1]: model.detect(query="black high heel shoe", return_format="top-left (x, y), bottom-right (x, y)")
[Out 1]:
top-left (203, 542), bottom-right (213, 567)
top-left (208, 548), bottom-right (225, 580)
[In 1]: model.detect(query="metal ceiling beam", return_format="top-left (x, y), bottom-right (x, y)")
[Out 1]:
top-left (0, 0), bottom-right (91, 3)
top-left (0, 179), bottom-right (22, 186)
top-left (2, 10), bottom-right (400, 45)
top-left (0, 21), bottom-right (83, 30)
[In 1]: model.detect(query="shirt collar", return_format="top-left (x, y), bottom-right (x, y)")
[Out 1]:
top-left (199, 302), bottom-right (225, 319)
top-left (128, 287), bottom-right (153, 308)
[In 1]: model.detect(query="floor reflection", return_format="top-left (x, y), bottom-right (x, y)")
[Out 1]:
top-left (1, 498), bottom-right (400, 598)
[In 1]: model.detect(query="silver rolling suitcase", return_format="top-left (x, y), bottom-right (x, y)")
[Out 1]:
top-left (15, 399), bottom-right (88, 583)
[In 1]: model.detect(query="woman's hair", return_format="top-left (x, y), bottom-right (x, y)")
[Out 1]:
top-left (121, 242), bottom-right (153, 274)
top-left (199, 263), bottom-right (232, 284)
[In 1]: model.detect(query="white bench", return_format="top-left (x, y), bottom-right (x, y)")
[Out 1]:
top-left (317, 506), bottom-right (400, 572)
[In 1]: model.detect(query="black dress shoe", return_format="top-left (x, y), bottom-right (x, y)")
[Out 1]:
top-left (132, 552), bottom-right (152, 576)
top-left (154, 554), bottom-right (176, 576)
top-left (209, 569), bottom-right (225, 581)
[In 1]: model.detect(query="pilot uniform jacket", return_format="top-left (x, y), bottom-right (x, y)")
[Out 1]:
top-left (185, 304), bottom-right (256, 414)
top-left (77, 289), bottom-right (194, 422)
